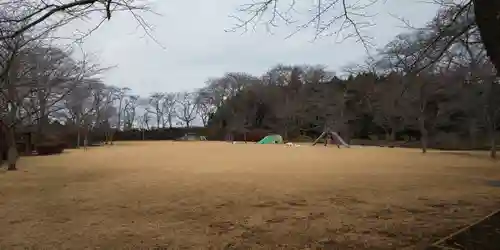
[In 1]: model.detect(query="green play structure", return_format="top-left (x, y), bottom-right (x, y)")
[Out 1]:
top-left (257, 134), bottom-right (283, 144)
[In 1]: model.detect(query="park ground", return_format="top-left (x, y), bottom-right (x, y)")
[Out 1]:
top-left (1, 141), bottom-right (499, 249)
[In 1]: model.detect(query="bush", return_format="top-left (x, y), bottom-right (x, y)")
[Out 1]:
top-left (36, 135), bottom-right (66, 155)
top-left (36, 142), bottom-right (65, 155)
top-left (432, 132), bottom-right (466, 150)
top-left (291, 134), bottom-right (314, 142)
top-left (233, 129), bottom-right (269, 142)
top-left (350, 139), bottom-right (383, 146)
top-left (1, 148), bottom-right (6, 161)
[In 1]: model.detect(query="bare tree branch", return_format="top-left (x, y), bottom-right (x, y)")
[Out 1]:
top-left (229, 0), bottom-right (378, 55)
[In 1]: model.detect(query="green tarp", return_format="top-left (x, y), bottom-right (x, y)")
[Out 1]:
top-left (257, 134), bottom-right (283, 144)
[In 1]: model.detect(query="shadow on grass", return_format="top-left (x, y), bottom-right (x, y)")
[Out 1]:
top-left (436, 151), bottom-right (497, 160)
top-left (485, 180), bottom-right (500, 187)
top-left (21, 151), bottom-right (72, 157)
top-left (428, 209), bottom-right (500, 250)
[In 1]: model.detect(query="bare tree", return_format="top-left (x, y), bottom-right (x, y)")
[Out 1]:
top-left (195, 88), bottom-right (215, 126)
top-left (64, 80), bottom-right (115, 147)
top-left (147, 92), bottom-right (165, 129)
top-left (113, 87), bottom-right (130, 131)
top-left (305, 73), bottom-right (355, 142)
top-left (140, 113), bottom-right (150, 131)
top-left (136, 96), bottom-right (150, 129)
top-left (378, 28), bottom-right (443, 152)
top-left (123, 95), bottom-right (139, 130)
top-left (232, 1), bottom-right (500, 76)
top-left (371, 74), bottom-right (406, 141)
top-left (267, 65), bottom-right (309, 140)
top-left (342, 66), bottom-right (406, 142)
top-left (176, 91), bottom-right (197, 128)
top-left (0, 28), bottom-right (40, 170)
top-left (61, 79), bottom-right (96, 147)
top-left (203, 73), bottom-right (257, 110)
top-left (162, 92), bottom-right (178, 129)
top-left (230, 0), bottom-right (375, 52)
top-left (1, 34), bottom-right (103, 169)
top-left (0, 0), bottom-right (151, 42)
top-left (84, 82), bottom-right (105, 144)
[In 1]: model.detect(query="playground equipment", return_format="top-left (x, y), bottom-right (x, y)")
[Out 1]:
top-left (312, 130), bottom-right (350, 148)
top-left (257, 134), bottom-right (284, 144)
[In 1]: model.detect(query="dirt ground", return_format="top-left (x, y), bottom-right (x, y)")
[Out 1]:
top-left (1, 141), bottom-right (499, 249)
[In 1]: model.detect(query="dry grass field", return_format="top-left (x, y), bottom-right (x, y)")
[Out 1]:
top-left (1, 141), bottom-right (499, 249)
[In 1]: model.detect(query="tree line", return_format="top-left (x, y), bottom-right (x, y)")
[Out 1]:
top-left (200, 4), bottom-right (499, 157)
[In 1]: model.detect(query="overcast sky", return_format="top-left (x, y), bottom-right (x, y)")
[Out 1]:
top-left (57, 0), bottom-right (440, 97)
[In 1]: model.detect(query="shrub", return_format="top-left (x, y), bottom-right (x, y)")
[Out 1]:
top-left (349, 139), bottom-right (375, 146)
top-left (36, 134), bottom-right (66, 155)
top-left (433, 132), bottom-right (465, 150)
top-left (1, 148), bottom-right (6, 161)
top-left (234, 129), bottom-right (269, 142)
top-left (291, 134), bottom-right (314, 142)
top-left (36, 142), bottom-right (65, 155)
top-left (16, 142), bottom-right (26, 154)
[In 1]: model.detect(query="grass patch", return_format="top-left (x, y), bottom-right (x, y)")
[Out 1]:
top-left (0, 141), bottom-right (499, 249)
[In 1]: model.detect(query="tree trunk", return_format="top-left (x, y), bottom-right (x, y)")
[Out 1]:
top-left (388, 118), bottom-right (399, 142)
top-left (283, 125), bottom-right (288, 141)
top-left (117, 98), bottom-right (123, 131)
top-left (168, 114), bottom-right (173, 129)
top-left (0, 121), bottom-right (8, 167)
top-left (75, 115), bottom-right (81, 148)
top-left (84, 131), bottom-right (89, 148)
top-left (385, 129), bottom-right (396, 141)
top-left (108, 129), bottom-right (115, 145)
top-left (381, 126), bottom-right (390, 141)
top-left (384, 132), bottom-right (390, 141)
top-left (5, 101), bottom-right (19, 170)
top-left (24, 133), bottom-right (31, 155)
top-left (390, 130), bottom-right (396, 141)
top-left (473, 0), bottom-right (500, 76)
top-left (488, 122), bottom-right (497, 159)
top-left (484, 78), bottom-right (498, 159)
top-left (37, 90), bottom-right (48, 141)
top-left (25, 113), bottom-right (33, 154)
top-left (490, 132), bottom-right (497, 159)
top-left (108, 131), bottom-right (113, 144)
top-left (6, 126), bottom-right (18, 171)
top-left (77, 128), bottom-right (81, 148)
top-left (468, 119), bottom-right (478, 149)
top-left (419, 116), bottom-right (428, 153)
top-left (225, 132), bottom-right (232, 141)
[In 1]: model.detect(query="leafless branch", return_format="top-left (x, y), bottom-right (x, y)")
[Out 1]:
top-left (0, 0), bottom-right (161, 48)
top-left (229, 0), bottom-right (378, 55)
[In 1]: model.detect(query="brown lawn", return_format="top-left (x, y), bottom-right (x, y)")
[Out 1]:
top-left (1, 141), bottom-right (499, 249)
